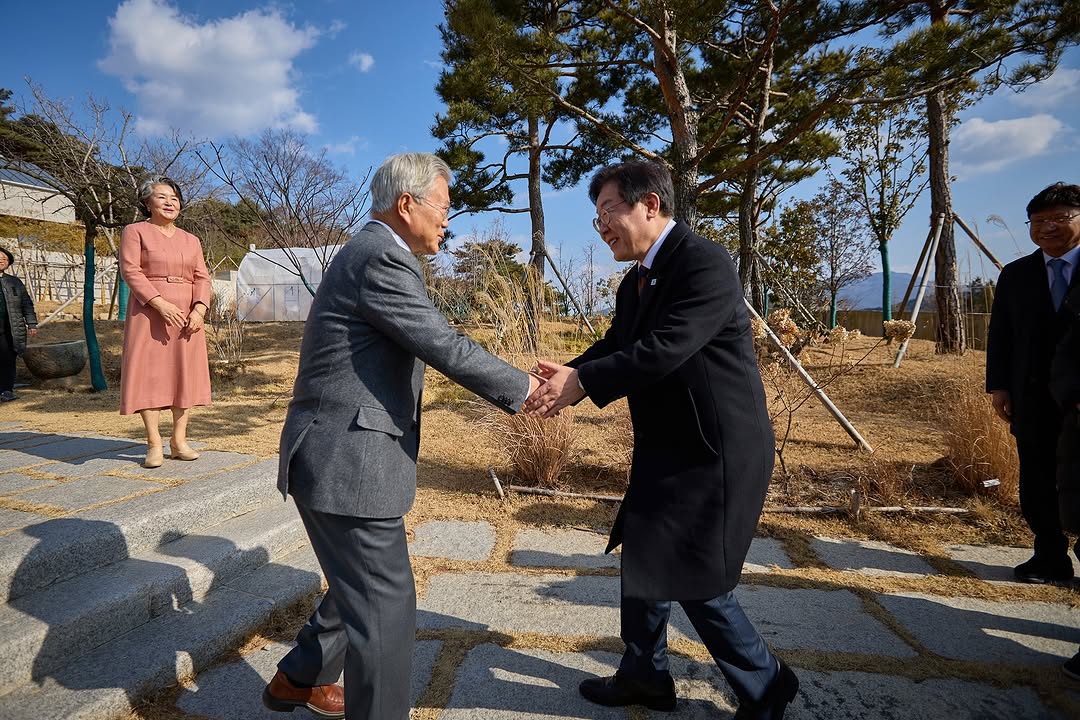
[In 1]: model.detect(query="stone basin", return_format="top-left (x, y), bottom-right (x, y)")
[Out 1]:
top-left (23, 339), bottom-right (87, 380)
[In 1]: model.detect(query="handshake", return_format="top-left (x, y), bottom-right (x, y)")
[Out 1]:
top-left (522, 361), bottom-right (585, 418)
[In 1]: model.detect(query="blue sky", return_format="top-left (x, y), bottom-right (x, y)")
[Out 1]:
top-left (4, 0), bottom-right (1079, 285)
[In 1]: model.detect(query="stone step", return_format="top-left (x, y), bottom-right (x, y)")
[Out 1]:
top-left (0, 542), bottom-right (324, 720)
top-left (0, 458), bottom-right (280, 603)
top-left (0, 499), bottom-right (307, 697)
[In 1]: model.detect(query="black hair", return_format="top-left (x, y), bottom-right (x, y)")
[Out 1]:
top-left (1026, 182), bottom-right (1080, 216)
top-left (588, 161), bottom-right (675, 216)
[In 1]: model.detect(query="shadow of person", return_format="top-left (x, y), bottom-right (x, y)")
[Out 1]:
top-left (438, 643), bottom-right (626, 718)
top-left (875, 592), bottom-right (1080, 667)
top-left (5, 519), bottom-right (319, 718)
top-left (0, 432), bottom-right (142, 468)
top-left (8, 517), bottom-right (197, 703)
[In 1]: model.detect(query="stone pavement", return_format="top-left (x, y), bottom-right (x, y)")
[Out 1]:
top-left (0, 426), bottom-right (1078, 719)
top-left (186, 526), bottom-right (1080, 719)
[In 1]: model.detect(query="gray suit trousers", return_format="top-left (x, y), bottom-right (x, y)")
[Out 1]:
top-left (278, 506), bottom-right (416, 720)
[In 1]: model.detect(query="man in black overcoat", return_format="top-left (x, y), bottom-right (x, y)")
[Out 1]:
top-left (1050, 280), bottom-right (1080, 679)
top-left (526, 161), bottom-right (798, 719)
top-left (987, 182), bottom-right (1080, 584)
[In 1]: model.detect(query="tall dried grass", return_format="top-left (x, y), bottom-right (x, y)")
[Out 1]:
top-left (934, 363), bottom-right (1019, 506)
top-left (465, 242), bottom-right (581, 488)
top-left (482, 409), bottom-right (579, 489)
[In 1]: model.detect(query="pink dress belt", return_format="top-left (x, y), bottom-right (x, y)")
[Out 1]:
top-left (143, 275), bottom-right (193, 284)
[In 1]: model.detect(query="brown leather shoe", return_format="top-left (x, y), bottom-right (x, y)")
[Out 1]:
top-left (262, 670), bottom-right (344, 718)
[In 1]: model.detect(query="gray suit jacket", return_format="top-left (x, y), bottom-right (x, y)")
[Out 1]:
top-left (278, 221), bottom-right (528, 518)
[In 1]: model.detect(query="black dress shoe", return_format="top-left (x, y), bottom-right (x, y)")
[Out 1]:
top-left (1014, 556), bottom-right (1074, 584)
top-left (578, 672), bottom-right (676, 711)
top-left (734, 658), bottom-right (799, 720)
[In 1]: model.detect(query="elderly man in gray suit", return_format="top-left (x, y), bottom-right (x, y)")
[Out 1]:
top-left (262, 153), bottom-right (539, 720)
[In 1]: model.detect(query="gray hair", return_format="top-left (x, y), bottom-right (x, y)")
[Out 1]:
top-left (369, 153), bottom-right (451, 213)
top-left (136, 175), bottom-right (184, 217)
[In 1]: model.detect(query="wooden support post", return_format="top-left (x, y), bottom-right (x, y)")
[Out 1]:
top-left (953, 214), bottom-right (1004, 271)
top-left (894, 213), bottom-right (946, 368)
top-left (752, 249), bottom-right (828, 333)
top-left (535, 248), bottom-right (599, 339)
top-left (746, 299), bottom-right (873, 452)
top-left (898, 225), bottom-right (935, 320)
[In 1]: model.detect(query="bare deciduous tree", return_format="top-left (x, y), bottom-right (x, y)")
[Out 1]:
top-left (197, 129), bottom-right (370, 296)
top-left (1, 81), bottom-right (202, 390)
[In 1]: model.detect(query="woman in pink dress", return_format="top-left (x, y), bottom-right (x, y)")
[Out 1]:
top-left (119, 176), bottom-right (212, 468)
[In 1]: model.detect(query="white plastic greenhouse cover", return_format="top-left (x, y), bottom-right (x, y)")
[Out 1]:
top-left (235, 246), bottom-right (342, 321)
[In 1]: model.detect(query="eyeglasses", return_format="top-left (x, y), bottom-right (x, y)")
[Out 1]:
top-left (415, 195), bottom-right (451, 220)
top-left (1026, 213), bottom-right (1080, 228)
top-left (592, 200), bottom-right (628, 232)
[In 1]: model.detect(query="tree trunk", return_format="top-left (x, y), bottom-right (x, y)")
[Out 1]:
top-left (926, 90), bottom-right (965, 354)
top-left (651, 4), bottom-right (700, 227)
top-left (880, 240), bottom-right (892, 328)
top-left (736, 42), bottom-right (774, 311)
top-left (525, 112), bottom-right (545, 352)
top-left (82, 224), bottom-right (107, 391)
top-left (118, 277), bottom-right (129, 321)
top-left (738, 173), bottom-right (765, 311)
top-left (830, 292), bottom-right (839, 329)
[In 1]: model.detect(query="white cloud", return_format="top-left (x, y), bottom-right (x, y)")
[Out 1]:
top-left (324, 135), bottom-right (369, 155)
top-left (1008, 67), bottom-right (1080, 109)
top-left (348, 51), bottom-right (375, 73)
top-left (950, 114), bottom-right (1065, 177)
top-left (99, 0), bottom-right (318, 138)
top-left (327, 19), bottom-right (347, 39)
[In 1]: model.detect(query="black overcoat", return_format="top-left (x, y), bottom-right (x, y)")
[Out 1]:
top-left (570, 221), bottom-right (774, 601)
top-left (1050, 284), bottom-right (1080, 533)
top-left (1, 274), bottom-right (38, 355)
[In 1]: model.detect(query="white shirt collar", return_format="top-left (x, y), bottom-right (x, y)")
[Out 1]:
top-left (640, 218), bottom-right (677, 271)
top-left (1043, 244), bottom-right (1080, 268)
top-left (368, 219), bottom-right (412, 253)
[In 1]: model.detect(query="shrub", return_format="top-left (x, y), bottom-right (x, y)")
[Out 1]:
top-left (206, 290), bottom-right (246, 381)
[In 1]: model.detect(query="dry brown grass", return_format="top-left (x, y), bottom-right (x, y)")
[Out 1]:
top-left (7, 311), bottom-right (1031, 543)
top-left (483, 410), bottom-right (579, 489)
top-left (462, 249), bottom-right (597, 491)
top-left (929, 359), bottom-right (1020, 506)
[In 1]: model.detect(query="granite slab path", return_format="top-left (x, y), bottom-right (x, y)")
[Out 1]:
top-left (2, 427), bottom-right (1076, 719)
top-left (181, 520), bottom-right (1080, 719)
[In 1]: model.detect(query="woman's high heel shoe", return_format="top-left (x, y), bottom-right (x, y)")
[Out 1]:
top-left (143, 446), bottom-right (164, 468)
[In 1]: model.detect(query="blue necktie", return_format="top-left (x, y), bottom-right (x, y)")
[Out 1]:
top-left (1049, 257), bottom-right (1069, 311)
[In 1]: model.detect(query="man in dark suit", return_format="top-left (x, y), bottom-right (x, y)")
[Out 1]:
top-left (263, 153), bottom-right (539, 720)
top-left (1050, 277), bottom-right (1080, 679)
top-left (987, 182), bottom-right (1080, 585)
top-left (526, 161), bottom-right (798, 719)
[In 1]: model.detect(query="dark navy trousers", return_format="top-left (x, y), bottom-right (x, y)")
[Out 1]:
top-left (618, 588), bottom-right (778, 703)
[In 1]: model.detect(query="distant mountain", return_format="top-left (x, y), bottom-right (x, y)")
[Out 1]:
top-left (837, 272), bottom-right (930, 311)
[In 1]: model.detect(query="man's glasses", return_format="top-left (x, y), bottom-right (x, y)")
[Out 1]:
top-left (592, 200), bottom-right (628, 232)
top-left (1026, 213), bottom-right (1080, 228)
top-left (415, 196), bottom-right (451, 220)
